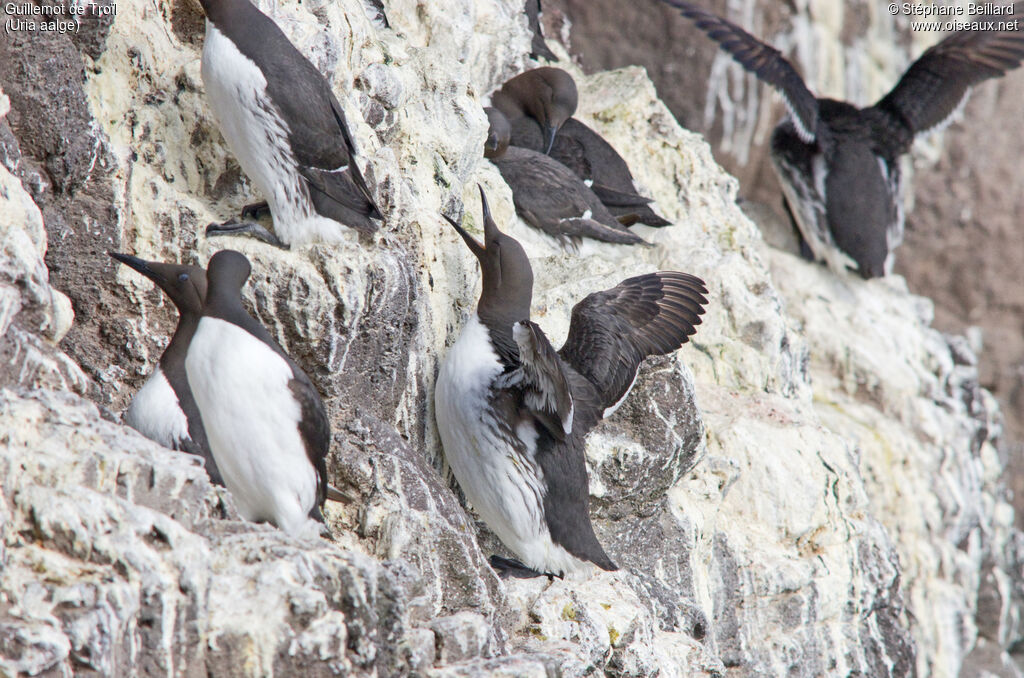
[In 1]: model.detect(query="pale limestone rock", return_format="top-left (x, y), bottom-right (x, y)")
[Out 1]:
top-left (0, 1), bottom-right (1020, 676)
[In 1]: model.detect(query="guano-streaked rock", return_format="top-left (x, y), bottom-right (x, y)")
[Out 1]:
top-left (1, 2), bottom-right (1021, 676)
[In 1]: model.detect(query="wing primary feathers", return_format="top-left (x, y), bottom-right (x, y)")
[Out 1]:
top-left (660, 0), bottom-right (819, 142)
top-left (873, 20), bottom-right (1024, 139)
top-left (558, 271), bottom-right (709, 419)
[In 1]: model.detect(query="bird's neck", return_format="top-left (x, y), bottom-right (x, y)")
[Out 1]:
top-left (477, 305), bottom-right (527, 368)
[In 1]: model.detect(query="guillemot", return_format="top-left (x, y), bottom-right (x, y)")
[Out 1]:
top-left (491, 67), bottom-right (578, 155)
top-left (185, 249), bottom-right (331, 536)
top-left (663, 0), bottom-right (1024, 278)
top-left (110, 252), bottom-right (224, 486)
top-left (485, 108), bottom-right (649, 246)
top-left (199, 0), bottom-right (381, 247)
top-left (491, 68), bottom-right (672, 227)
top-left (435, 187), bottom-right (709, 578)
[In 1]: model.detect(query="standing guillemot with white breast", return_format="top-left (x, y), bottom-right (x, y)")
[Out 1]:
top-left (110, 252), bottom-right (224, 486)
top-left (185, 249), bottom-right (331, 536)
top-left (435, 187), bottom-right (709, 578)
top-left (198, 0), bottom-right (381, 247)
top-left (663, 0), bottom-right (1024, 278)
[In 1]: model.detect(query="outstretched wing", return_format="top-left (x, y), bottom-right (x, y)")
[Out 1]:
top-left (559, 271), bottom-right (708, 424)
top-left (872, 18), bottom-right (1024, 142)
top-left (662, 0), bottom-right (819, 142)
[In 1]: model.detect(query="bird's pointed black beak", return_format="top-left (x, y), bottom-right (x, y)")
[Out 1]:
top-left (478, 185), bottom-right (502, 245)
top-left (442, 212), bottom-right (485, 258)
top-left (542, 123), bottom-right (559, 154)
top-left (109, 252), bottom-right (164, 284)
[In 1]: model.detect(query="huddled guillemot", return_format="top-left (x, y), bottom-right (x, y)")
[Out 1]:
top-left (110, 252), bottom-right (224, 486)
top-left (525, 0), bottom-right (557, 62)
top-left (485, 108), bottom-right (650, 245)
top-left (491, 67), bottom-right (578, 155)
top-left (435, 187), bottom-right (709, 578)
top-left (185, 249), bottom-right (331, 536)
top-left (492, 68), bottom-right (672, 227)
top-left (199, 0), bottom-right (381, 247)
top-left (663, 0), bottom-right (1024, 278)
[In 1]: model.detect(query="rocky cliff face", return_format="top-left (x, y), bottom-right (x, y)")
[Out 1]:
top-left (1, 1), bottom-right (1020, 676)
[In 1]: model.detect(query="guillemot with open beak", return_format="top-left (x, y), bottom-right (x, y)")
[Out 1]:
top-left (434, 187), bottom-right (708, 577)
top-left (199, 0), bottom-right (381, 247)
top-left (663, 0), bottom-right (1024, 277)
top-left (185, 249), bottom-right (330, 536)
top-left (110, 253), bottom-right (224, 486)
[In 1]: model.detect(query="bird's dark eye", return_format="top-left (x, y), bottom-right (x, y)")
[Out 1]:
top-left (178, 273), bottom-right (189, 282)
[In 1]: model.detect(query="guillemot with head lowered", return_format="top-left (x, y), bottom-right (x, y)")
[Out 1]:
top-left (491, 68), bottom-right (672, 227)
top-left (110, 253), bottom-right (224, 486)
top-left (198, 0), bottom-right (381, 247)
top-left (185, 249), bottom-right (331, 536)
top-left (485, 108), bottom-right (649, 246)
top-left (663, 0), bottom-right (1024, 278)
top-left (491, 67), bottom-right (578, 155)
top-left (435, 187), bottom-right (709, 578)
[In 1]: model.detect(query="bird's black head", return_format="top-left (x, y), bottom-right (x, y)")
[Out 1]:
top-left (205, 249), bottom-right (252, 305)
top-left (443, 187), bottom-right (533, 325)
top-left (484, 107), bottom-right (511, 159)
top-left (492, 67), bottom-right (578, 154)
top-left (109, 252), bottom-right (208, 317)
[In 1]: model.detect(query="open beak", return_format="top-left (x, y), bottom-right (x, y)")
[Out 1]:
top-left (478, 185), bottom-right (501, 245)
top-left (441, 213), bottom-right (485, 258)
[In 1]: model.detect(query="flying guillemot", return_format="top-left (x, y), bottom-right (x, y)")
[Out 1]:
top-left (198, 0), bottom-right (381, 248)
top-left (663, 0), bottom-right (1024, 278)
top-left (485, 108), bottom-right (650, 246)
top-left (110, 252), bottom-right (224, 486)
top-left (434, 187), bottom-right (709, 578)
top-left (491, 68), bottom-right (672, 227)
top-left (185, 249), bottom-right (331, 536)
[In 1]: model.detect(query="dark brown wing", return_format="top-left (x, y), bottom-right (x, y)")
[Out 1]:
top-left (662, 0), bottom-right (819, 142)
top-left (526, 0), bottom-right (557, 61)
top-left (872, 18), bottom-right (1024, 140)
top-left (558, 271), bottom-right (708, 423)
top-left (494, 147), bottom-right (648, 244)
top-left (505, 320), bottom-right (575, 441)
top-left (289, 370), bottom-right (330, 519)
top-left (240, 8), bottom-right (381, 223)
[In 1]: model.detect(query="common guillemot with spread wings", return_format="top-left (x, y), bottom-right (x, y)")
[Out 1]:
top-left (664, 0), bottom-right (1024, 277)
top-left (434, 187), bottom-right (708, 577)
